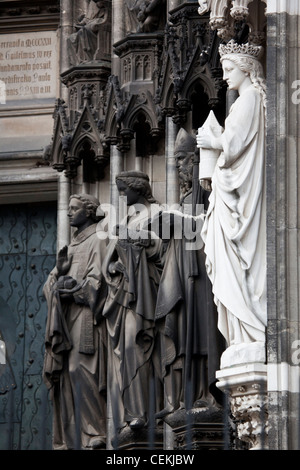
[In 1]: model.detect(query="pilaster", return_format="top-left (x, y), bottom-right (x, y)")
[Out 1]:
top-left (266, 4), bottom-right (300, 450)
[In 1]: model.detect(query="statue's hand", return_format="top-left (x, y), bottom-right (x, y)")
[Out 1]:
top-left (59, 292), bottom-right (74, 302)
top-left (200, 179), bottom-right (212, 192)
top-left (56, 246), bottom-right (73, 276)
top-left (109, 261), bottom-right (129, 281)
top-left (196, 129), bottom-right (213, 149)
top-left (55, 276), bottom-right (81, 302)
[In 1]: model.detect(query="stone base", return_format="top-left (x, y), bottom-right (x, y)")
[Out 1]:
top-left (220, 341), bottom-right (266, 369)
top-left (216, 363), bottom-right (268, 450)
top-left (164, 404), bottom-right (225, 450)
top-left (111, 423), bottom-right (164, 450)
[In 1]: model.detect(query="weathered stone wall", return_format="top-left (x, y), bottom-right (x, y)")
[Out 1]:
top-left (266, 3), bottom-right (300, 450)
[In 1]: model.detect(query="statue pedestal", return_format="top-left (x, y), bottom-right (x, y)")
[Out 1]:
top-left (164, 405), bottom-right (225, 450)
top-left (216, 361), bottom-right (268, 450)
top-left (112, 423), bottom-right (164, 450)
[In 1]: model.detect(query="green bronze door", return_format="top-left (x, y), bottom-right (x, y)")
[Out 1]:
top-left (0, 202), bottom-right (57, 450)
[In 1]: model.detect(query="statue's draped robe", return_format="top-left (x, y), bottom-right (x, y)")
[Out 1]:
top-left (102, 208), bottom-right (163, 430)
top-left (68, 2), bottom-right (105, 65)
top-left (155, 191), bottom-right (224, 412)
top-left (201, 85), bottom-right (267, 346)
top-left (43, 224), bottom-right (108, 449)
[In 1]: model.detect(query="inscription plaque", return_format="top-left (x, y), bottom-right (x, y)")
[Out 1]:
top-left (0, 31), bottom-right (58, 103)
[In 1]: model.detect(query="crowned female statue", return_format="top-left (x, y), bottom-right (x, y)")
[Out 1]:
top-left (197, 41), bottom-right (267, 366)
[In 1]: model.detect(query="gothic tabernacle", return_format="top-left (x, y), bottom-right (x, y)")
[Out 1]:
top-left (2, 0), bottom-right (300, 453)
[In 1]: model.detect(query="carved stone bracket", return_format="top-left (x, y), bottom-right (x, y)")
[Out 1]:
top-left (216, 363), bottom-right (268, 450)
top-left (231, 0), bottom-right (252, 21)
top-left (198, 0), bottom-right (267, 46)
top-left (113, 33), bottom-right (164, 94)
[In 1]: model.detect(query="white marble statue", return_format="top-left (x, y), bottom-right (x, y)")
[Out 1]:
top-left (196, 41), bottom-right (267, 366)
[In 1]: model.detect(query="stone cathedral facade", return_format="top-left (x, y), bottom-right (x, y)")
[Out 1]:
top-left (0, 0), bottom-right (299, 451)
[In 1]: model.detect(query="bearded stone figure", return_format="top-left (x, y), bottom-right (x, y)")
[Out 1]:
top-left (153, 129), bottom-right (224, 421)
top-left (197, 41), bottom-right (267, 367)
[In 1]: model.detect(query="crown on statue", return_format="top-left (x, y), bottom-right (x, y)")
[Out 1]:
top-left (219, 40), bottom-right (263, 60)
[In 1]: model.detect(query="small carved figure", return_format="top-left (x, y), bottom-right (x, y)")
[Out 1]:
top-left (67, 0), bottom-right (108, 66)
top-left (102, 171), bottom-right (163, 436)
top-left (197, 41), bottom-right (267, 362)
top-left (125, 0), bottom-right (165, 34)
top-left (43, 194), bottom-right (108, 449)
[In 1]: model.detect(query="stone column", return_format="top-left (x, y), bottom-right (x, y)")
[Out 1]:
top-left (165, 117), bottom-right (179, 207)
top-left (266, 1), bottom-right (300, 450)
top-left (57, 172), bottom-right (70, 251)
top-left (56, 0), bottom-right (73, 250)
top-left (109, 144), bottom-right (124, 233)
top-left (60, 0), bottom-right (74, 101)
top-left (112, 0), bottom-right (125, 73)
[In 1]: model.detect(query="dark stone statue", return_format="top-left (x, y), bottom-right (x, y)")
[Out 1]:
top-left (43, 194), bottom-right (108, 450)
top-left (67, 0), bottom-right (109, 66)
top-left (102, 171), bottom-right (163, 440)
top-left (153, 129), bottom-right (225, 424)
top-left (125, 0), bottom-right (166, 34)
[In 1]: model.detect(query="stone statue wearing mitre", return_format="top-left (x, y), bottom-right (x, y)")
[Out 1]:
top-left (153, 128), bottom-right (225, 422)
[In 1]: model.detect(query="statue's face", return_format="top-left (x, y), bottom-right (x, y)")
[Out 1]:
top-left (68, 198), bottom-right (88, 228)
top-left (175, 152), bottom-right (186, 171)
top-left (116, 180), bottom-right (140, 206)
top-left (222, 59), bottom-right (247, 91)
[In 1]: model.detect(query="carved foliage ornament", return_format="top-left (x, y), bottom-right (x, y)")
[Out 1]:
top-left (198, 0), bottom-right (266, 45)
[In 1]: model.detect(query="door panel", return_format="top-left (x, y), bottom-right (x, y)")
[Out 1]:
top-left (0, 202), bottom-right (57, 450)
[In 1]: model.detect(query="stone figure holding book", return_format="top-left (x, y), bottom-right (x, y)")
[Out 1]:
top-left (43, 194), bottom-right (108, 449)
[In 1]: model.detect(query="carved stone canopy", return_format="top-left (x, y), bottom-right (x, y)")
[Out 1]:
top-left (102, 74), bottom-right (164, 154)
top-left (198, 0), bottom-right (267, 46)
top-left (155, 3), bottom-right (226, 127)
top-left (47, 97), bottom-right (109, 180)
